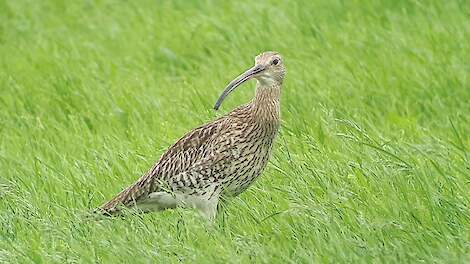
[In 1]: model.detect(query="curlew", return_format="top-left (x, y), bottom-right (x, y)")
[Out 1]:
top-left (98, 51), bottom-right (285, 220)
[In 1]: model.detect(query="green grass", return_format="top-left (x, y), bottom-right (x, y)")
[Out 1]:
top-left (1, 0), bottom-right (469, 262)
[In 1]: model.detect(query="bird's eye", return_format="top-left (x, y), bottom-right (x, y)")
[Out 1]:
top-left (272, 58), bottom-right (279, 65)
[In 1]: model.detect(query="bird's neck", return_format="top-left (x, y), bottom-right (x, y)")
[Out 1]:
top-left (251, 82), bottom-right (281, 123)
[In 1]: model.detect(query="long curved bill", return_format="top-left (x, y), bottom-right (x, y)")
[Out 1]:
top-left (213, 64), bottom-right (265, 110)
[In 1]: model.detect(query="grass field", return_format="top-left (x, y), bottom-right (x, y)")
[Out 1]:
top-left (1, 0), bottom-right (470, 263)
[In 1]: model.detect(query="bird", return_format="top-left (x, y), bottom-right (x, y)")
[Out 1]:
top-left (98, 51), bottom-right (285, 220)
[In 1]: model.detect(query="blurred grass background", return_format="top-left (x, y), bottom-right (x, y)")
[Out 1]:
top-left (0, 0), bottom-right (469, 263)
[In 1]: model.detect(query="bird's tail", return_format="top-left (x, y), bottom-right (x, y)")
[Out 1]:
top-left (96, 175), bottom-right (154, 216)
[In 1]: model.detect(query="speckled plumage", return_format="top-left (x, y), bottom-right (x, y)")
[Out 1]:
top-left (99, 51), bottom-right (285, 219)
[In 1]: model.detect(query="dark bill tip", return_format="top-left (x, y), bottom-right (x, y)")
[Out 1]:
top-left (213, 65), bottom-right (264, 110)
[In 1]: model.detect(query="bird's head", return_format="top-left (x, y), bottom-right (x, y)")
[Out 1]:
top-left (214, 51), bottom-right (285, 110)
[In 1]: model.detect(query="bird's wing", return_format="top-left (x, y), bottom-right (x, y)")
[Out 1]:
top-left (99, 117), bottom-right (234, 214)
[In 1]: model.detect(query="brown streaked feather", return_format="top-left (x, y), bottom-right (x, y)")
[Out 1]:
top-left (98, 51), bottom-right (285, 218)
top-left (98, 117), bottom-right (230, 214)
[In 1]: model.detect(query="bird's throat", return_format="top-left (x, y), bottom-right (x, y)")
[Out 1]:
top-left (252, 83), bottom-right (281, 123)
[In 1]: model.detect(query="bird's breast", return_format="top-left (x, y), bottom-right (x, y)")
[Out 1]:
top-left (221, 121), bottom-right (279, 196)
